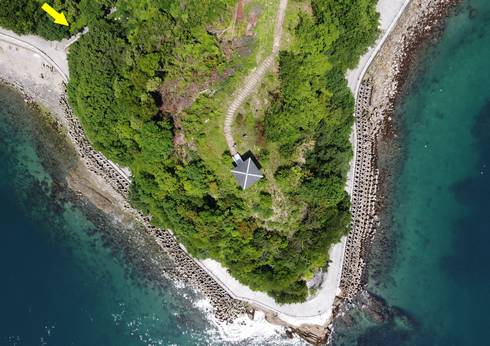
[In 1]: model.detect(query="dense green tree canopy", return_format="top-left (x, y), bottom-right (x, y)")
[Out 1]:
top-left (0, 0), bottom-right (379, 303)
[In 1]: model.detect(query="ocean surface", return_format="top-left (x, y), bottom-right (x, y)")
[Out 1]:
top-left (2, 1), bottom-right (490, 345)
top-left (0, 86), bottom-right (298, 345)
top-left (334, 0), bottom-right (490, 345)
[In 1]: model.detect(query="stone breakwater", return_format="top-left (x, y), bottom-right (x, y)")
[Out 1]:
top-left (335, 0), bottom-right (459, 307)
top-left (339, 80), bottom-right (379, 299)
top-left (55, 95), bottom-right (247, 322)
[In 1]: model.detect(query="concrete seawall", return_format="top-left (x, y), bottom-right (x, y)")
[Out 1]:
top-left (335, 0), bottom-right (459, 306)
top-left (340, 80), bottom-right (380, 298)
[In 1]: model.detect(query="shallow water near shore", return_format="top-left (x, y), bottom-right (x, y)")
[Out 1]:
top-left (0, 86), bottom-right (212, 344)
top-left (335, 0), bottom-right (490, 345)
top-left (0, 86), bottom-right (301, 345)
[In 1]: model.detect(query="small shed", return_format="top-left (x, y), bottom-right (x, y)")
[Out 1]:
top-left (231, 154), bottom-right (263, 189)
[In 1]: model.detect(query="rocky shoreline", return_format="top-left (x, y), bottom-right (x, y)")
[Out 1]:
top-left (60, 94), bottom-right (251, 322)
top-left (0, 30), bottom-right (329, 344)
top-left (0, 1), bottom-right (460, 343)
top-left (330, 0), bottom-right (459, 342)
top-left (0, 77), bottom-right (247, 323)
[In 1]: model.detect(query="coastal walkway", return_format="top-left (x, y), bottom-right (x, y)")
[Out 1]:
top-left (340, 0), bottom-right (411, 299)
top-left (202, 0), bottom-right (412, 326)
top-left (0, 0), bottom-right (412, 331)
top-left (223, 0), bottom-right (288, 156)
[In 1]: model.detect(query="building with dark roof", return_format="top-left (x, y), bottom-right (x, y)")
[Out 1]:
top-left (231, 154), bottom-right (263, 189)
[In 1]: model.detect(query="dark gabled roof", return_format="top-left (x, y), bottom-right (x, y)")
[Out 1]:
top-left (231, 158), bottom-right (263, 189)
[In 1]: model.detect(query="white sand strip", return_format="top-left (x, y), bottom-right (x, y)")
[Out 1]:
top-left (0, 27), bottom-right (69, 79)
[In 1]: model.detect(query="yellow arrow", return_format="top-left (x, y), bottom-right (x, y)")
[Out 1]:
top-left (41, 3), bottom-right (69, 26)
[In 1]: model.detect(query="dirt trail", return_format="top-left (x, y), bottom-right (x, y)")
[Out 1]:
top-left (224, 0), bottom-right (288, 156)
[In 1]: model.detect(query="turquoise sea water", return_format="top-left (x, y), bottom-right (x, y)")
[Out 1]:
top-left (335, 1), bottom-right (490, 345)
top-left (0, 85), bottom-right (299, 345)
top-left (0, 86), bottom-right (219, 345)
top-left (3, 1), bottom-right (490, 344)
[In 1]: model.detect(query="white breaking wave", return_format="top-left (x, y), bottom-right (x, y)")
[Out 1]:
top-left (193, 297), bottom-right (307, 345)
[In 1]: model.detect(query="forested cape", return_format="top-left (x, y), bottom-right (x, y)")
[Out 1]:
top-left (0, 0), bottom-right (378, 303)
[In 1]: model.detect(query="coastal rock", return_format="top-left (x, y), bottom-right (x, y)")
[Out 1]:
top-left (469, 8), bottom-right (478, 19)
top-left (331, 0), bottom-right (460, 342)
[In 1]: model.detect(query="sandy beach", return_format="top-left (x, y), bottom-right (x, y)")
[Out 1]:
top-left (0, 28), bottom-right (136, 225)
top-left (0, 29), bottom-right (67, 115)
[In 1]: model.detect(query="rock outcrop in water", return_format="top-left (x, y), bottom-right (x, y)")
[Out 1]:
top-left (331, 290), bottom-right (418, 345)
